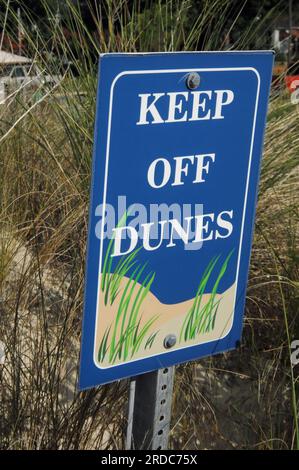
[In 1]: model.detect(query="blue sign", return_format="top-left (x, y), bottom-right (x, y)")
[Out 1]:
top-left (79, 51), bottom-right (273, 389)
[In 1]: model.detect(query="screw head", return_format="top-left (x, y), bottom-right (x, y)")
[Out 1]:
top-left (163, 334), bottom-right (177, 349)
top-left (186, 72), bottom-right (200, 90)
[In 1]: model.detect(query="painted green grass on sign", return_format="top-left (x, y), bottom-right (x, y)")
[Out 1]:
top-left (98, 213), bottom-right (159, 364)
top-left (98, 261), bottom-right (159, 364)
top-left (180, 250), bottom-right (234, 342)
top-left (109, 266), bottom-right (157, 363)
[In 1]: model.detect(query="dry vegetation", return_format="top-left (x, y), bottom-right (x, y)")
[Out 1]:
top-left (0, 0), bottom-right (298, 450)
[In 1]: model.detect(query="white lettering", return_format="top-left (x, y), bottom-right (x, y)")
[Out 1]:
top-left (137, 93), bottom-right (165, 125)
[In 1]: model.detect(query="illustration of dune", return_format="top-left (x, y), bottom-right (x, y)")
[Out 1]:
top-left (95, 222), bottom-right (236, 367)
top-left (95, 276), bottom-right (236, 368)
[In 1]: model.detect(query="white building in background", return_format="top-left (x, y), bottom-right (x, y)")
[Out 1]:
top-left (0, 50), bottom-right (32, 103)
top-left (0, 50), bottom-right (31, 64)
top-left (0, 50), bottom-right (60, 104)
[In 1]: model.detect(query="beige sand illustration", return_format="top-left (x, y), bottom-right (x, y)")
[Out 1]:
top-left (94, 261), bottom-right (236, 368)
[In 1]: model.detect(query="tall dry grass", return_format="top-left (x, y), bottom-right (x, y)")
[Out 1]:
top-left (0, 0), bottom-right (298, 450)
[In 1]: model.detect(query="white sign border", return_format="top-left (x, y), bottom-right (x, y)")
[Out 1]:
top-left (93, 67), bottom-right (261, 369)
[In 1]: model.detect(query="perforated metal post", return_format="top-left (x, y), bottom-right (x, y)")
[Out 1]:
top-left (126, 367), bottom-right (175, 450)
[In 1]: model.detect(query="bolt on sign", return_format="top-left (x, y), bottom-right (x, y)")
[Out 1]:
top-left (79, 51), bottom-right (274, 389)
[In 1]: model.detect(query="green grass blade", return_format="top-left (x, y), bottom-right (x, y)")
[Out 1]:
top-left (131, 315), bottom-right (159, 357)
top-left (98, 325), bottom-right (111, 363)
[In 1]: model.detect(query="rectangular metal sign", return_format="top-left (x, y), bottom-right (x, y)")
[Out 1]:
top-left (79, 51), bottom-right (273, 389)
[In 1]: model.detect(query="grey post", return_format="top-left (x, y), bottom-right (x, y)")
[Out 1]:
top-left (126, 367), bottom-right (175, 450)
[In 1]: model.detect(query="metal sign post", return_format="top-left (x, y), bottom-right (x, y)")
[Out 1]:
top-left (126, 367), bottom-right (175, 450)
